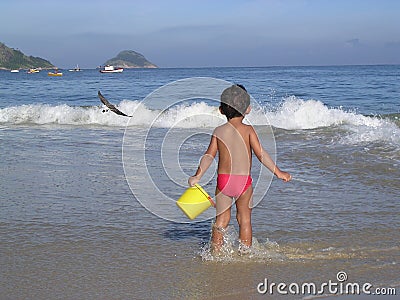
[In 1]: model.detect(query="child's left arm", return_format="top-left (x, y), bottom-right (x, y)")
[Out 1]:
top-left (188, 134), bottom-right (218, 186)
top-left (250, 126), bottom-right (292, 182)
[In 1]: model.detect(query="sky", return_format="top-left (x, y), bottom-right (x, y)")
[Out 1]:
top-left (1, 0), bottom-right (400, 68)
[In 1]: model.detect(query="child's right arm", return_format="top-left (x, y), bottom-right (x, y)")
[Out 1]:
top-left (188, 134), bottom-right (218, 186)
top-left (249, 127), bottom-right (291, 182)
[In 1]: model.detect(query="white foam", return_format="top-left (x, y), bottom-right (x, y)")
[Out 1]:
top-left (250, 96), bottom-right (400, 145)
top-left (250, 95), bottom-right (384, 130)
top-left (342, 122), bottom-right (400, 145)
top-left (0, 103), bottom-right (131, 127)
top-left (153, 102), bottom-right (223, 128)
top-left (1, 96), bottom-right (399, 145)
top-left (199, 225), bottom-right (286, 262)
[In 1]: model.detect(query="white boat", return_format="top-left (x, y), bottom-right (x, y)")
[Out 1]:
top-left (99, 65), bottom-right (123, 73)
top-left (69, 64), bottom-right (81, 72)
top-left (11, 69), bottom-right (19, 73)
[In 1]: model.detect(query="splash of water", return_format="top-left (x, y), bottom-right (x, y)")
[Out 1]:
top-left (199, 225), bottom-right (286, 262)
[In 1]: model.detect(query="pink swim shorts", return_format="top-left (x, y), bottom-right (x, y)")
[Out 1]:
top-left (217, 173), bottom-right (252, 198)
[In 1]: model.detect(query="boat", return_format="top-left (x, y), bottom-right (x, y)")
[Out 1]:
top-left (48, 69), bottom-right (63, 76)
top-left (11, 69), bottom-right (19, 73)
top-left (69, 64), bottom-right (82, 72)
top-left (99, 65), bottom-right (123, 73)
top-left (27, 68), bottom-right (40, 74)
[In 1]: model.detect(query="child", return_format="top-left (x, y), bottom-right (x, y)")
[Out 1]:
top-left (188, 84), bottom-right (291, 254)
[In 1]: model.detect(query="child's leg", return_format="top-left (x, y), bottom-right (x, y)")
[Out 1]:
top-left (235, 186), bottom-right (253, 247)
top-left (211, 188), bottom-right (232, 252)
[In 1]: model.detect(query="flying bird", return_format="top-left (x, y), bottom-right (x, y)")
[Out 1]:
top-left (98, 91), bottom-right (132, 117)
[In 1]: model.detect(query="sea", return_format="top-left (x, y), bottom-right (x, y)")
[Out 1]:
top-left (0, 66), bottom-right (399, 299)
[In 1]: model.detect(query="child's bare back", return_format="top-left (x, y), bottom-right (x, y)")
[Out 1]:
top-left (214, 120), bottom-right (253, 175)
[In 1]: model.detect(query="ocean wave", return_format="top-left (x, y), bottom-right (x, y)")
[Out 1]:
top-left (258, 95), bottom-right (385, 130)
top-left (1, 96), bottom-right (399, 145)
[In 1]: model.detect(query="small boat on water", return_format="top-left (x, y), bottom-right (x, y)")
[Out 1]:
top-left (27, 68), bottom-right (40, 74)
top-left (11, 69), bottom-right (19, 73)
top-left (100, 65), bottom-right (123, 73)
top-left (48, 69), bottom-right (63, 76)
top-left (69, 64), bottom-right (82, 72)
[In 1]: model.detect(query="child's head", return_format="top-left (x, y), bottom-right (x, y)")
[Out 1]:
top-left (220, 84), bottom-right (250, 120)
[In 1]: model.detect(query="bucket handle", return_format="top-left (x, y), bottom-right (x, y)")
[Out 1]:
top-left (194, 184), bottom-right (216, 207)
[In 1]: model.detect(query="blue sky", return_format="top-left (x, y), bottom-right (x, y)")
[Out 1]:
top-left (1, 0), bottom-right (400, 68)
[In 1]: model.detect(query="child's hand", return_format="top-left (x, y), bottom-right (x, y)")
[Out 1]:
top-left (188, 175), bottom-right (200, 187)
top-left (276, 170), bottom-right (292, 182)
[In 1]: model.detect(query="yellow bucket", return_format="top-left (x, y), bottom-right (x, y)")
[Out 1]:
top-left (176, 184), bottom-right (215, 220)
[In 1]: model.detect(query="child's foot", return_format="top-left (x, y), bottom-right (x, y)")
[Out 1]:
top-left (238, 242), bottom-right (251, 256)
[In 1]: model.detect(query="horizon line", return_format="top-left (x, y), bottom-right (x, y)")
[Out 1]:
top-left (3, 63), bottom-right (399, 71)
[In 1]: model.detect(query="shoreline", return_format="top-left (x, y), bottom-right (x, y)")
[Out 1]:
top-left (1, 63), bottom-right (400, 71)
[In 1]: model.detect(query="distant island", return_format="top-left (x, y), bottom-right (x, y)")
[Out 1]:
top-left (0, 42), bottom-right (55, 70)
top-left (104, 50), bottom-right (157, 68)
top-left (0, 42), bottom-right (157, 70)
